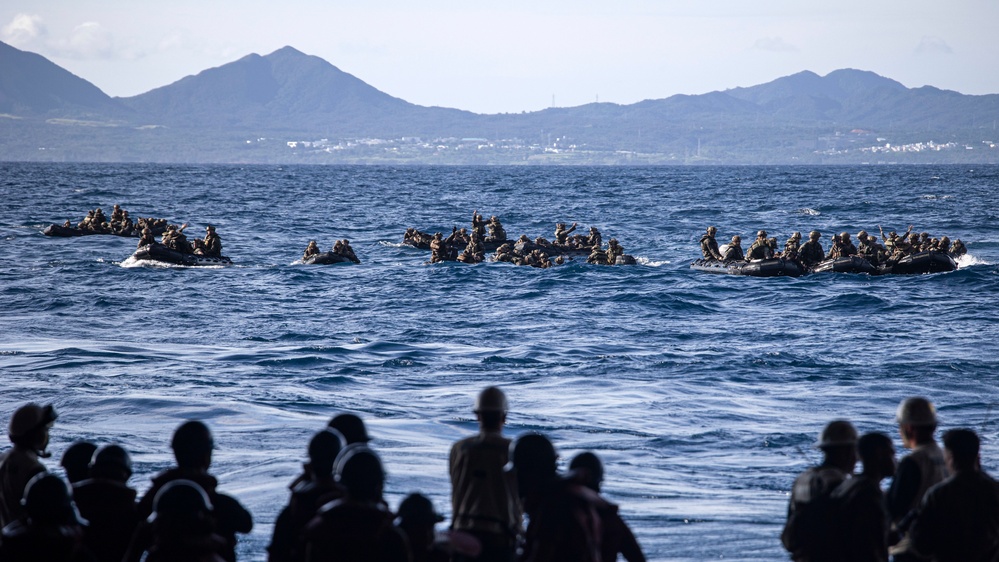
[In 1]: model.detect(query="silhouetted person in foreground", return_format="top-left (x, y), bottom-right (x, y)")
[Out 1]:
top-left (72, 444), bottom-right (140, 562)
top-left (508, 433), bottom-right (603, 562)
top-left (0, 403), bottom-right (58, 527)
top-left (328, 414), bottom-right (372, 446)
top-left (781, 419), bottom-right (858, 562)
top-left (133, 421), bottom-right (252, 562)
top-left (60, 441), bottom-right (97, 485)
top-left (909, 428), bottom-right (999, 562)
top-left (887, 397), bottom-right (947, 562)
top-left (829, 432), bottom-right (895, 562)
top-left (450, 386), bottom-right (521, 562)
top-left (269, 428), bottom-right (347, 562)
top-left (569, 452), bottom-right (645, 562)
top-left (132, 479), bottom-right (229, 562)
top-left (395, 493), bottom-right (449, 562)
top-left (302, 446), bottom-right (408, 562)
top-left (0, 472), bottom-right (94, 562)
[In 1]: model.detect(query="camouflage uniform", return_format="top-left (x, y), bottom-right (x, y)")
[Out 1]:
top-left (723, 237), bottom-right (744, 261)
top-left (587, 227), bottom-right (602, 249)
top-left (487, 217), bottom-right (507, 242)
top-left (555, 223), bottom-right (577, 245)
top-left (587, 246), bottom-right (609, 265)
top-left (202, 226), bottom-right (222, 257)
top-left (700, 230), bottom-right (724, 260)
top-left (607, 239), bottom-right (624, 264)
top-left (303, 241), bottom-right (320, 260)
top-left (798, 234), bottom-right (824, 268)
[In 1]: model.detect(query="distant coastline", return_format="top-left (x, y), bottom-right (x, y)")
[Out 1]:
top-left (2, 42), bottom-right (998, 165)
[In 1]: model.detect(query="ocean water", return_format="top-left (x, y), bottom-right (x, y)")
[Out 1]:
top-left (2, 163), bottom-right (998, 561)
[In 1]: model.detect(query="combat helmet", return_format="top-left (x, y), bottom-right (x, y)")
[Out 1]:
top-left (90, 444), bottom-right (133, 480)
top-left (22, 473), bottom-right (85, 526)
top-left (9, 403), bottom-right (57, 445)
top-left (817, 420), bottom-right (858, 449)
top-left (328, 413), bottom-right (371, 444)
top-left (896, 397), bottom-right (937, 427)
top-left (396, 493), bottom-right (445, 526)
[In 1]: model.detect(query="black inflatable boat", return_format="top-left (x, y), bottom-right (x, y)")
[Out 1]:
top-left (690, 258), bottom-right (804, 277)
top-left (128, 244), bottom-right (232, 267)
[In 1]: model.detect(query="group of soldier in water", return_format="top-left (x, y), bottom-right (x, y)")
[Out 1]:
top-left (66, 204), bottom-right (637, 267)
top-left (699, 225), bottom-right (967, 270)
top-left (139, 223), bottom-right (224, 258)
top-left (783, 398), bottom-right (999, 562)
top-left (406, 211), bottom-right (630, 269)
top-left (0, 387), bottom-right (646, 562)
top-left (67, 205), bottom-right (170, 238)
top-left (66, 204), bottom-right (226, 259)
top-left (301, 239), bottom-right (361, 264)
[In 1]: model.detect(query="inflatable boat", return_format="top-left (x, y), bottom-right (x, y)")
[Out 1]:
top-left (303, 252), bottom-right (358, 265)
top-left (44, 223), bottom-right (168, 238)
top-left (44, 224), bottom-right (140, 238)
top-left (881, 251), bottom-right (957, 275)
top-left (810, 256), bottom-right (878, 275)
top-left (690, 258), bottom-right (804, 277)
top-left (128, 244), bottom-right (232, 267)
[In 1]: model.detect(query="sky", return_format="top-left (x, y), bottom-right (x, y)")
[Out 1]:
top-left (2, 0), bottom-right (996, 115)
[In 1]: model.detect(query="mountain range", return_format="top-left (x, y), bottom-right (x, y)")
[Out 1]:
top-left (2, 41), bottom-right (998, 164)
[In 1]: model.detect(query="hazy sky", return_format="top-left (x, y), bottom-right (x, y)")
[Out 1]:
top-left (2, 1), bottom-right (996, 114)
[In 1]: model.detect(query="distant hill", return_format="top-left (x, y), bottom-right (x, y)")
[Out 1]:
top-left (2, 40), bottom-right (997, 164)
top-left (0, 41), bottom-right (126, 118)
top-left (120, 46), bottom-right (484, 137)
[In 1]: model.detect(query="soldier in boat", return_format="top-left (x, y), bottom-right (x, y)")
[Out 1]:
top-left (430, 232), bottom-right (453, 263)
top-left (137, 227), bottom-right (156, 248)
top-left (471, 210), bottom-right (487, 239)
top-left (78, 210), bottom-right (94, 230)
top-left (486, 216), bottom-right (507, 243)
top-left (116, 211), bottom-right (134, 236)
top-left (722, 235), bottom-right (744, 261)
top-left (839, 232), bottom-right (858, 257)
top-left (587, 227), bottom-right (602, 249)
top-left (858, 234), bottom-right (885, 267)
top-left (798, 231), bottom-right (824, 268)
top-left (700, 226), bottom-right (725, 261)
top-left (949, 238), bottom-right (967, 257)
top-left (337, 240), bottom-right (360, 264)
top-left (162, 224), bottom-right (192, 254)
top-left (459, 234), bottom-right (485, 263)
top-left (303, 240), bottom-right (320, 261)
top-left (782, 232), bottom-right (802, 261)
top-left (555, 222), bottom-right (578, 246)
top-left (607, 239), bottom-right (625, 264)
top-left (199, 225), bottom-right (222, 258)
top-left (746, 230), bottom-right (773, 261)
top-left (587, 244), bottom-right (609, 265)
top-left (494, 243), bottom-right (517, 263)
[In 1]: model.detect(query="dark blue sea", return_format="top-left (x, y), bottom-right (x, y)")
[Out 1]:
top-left (2, 163), bottom-right (998, 561)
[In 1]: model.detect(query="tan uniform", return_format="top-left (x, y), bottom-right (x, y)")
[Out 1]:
top-left (0, 447), bottom-right (46, 527)
top-left (889, 442), bottom-right (948, 559)
top-left (449, 431), bottom-right (521, 550)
